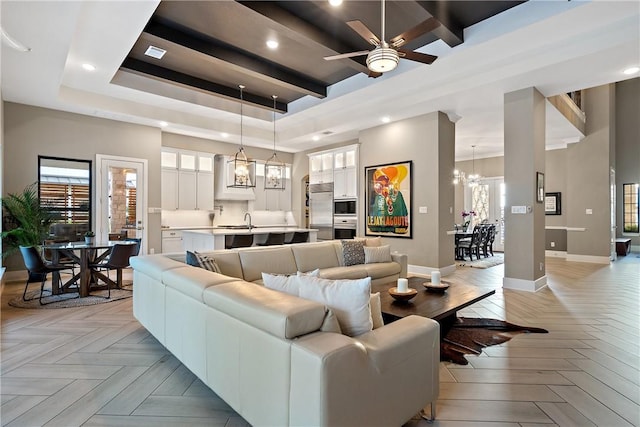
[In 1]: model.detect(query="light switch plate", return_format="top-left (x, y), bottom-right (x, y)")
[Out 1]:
top-left (419, 206), bottom-right (428, 214)
top-left (511, 205), bottom-right (527, 214)
top-left (586, 208), bottom-right (593, 215)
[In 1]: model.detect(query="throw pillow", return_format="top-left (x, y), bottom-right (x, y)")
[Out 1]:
top-left (262, 269), bottom-right (320, 295)
top-left (364, 245), bottom-right (392, 264)
top-left (365, 236), bottom-right (382, 247)
top-left (297, 275), bottom-right (372, 337)
top-left (187, 251), bottom-right (222, 273)
top-left (341, 240), bottom-right (365, 266)
top-left (370, 292), bottom-right (384, 329)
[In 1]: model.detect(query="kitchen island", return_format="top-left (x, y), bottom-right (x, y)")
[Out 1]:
top-left (182, 227), bottom-right (317, 252)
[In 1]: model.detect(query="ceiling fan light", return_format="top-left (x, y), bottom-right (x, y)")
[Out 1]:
top-left (366, 47), bottom-right (399, 73)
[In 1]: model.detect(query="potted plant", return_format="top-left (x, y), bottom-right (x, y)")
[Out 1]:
top-left (84, 231), bottom-right (95, 245)
top-left (1, 182), bottom-right (56, 258)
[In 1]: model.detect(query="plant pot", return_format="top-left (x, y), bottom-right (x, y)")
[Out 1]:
top-left (85, 237), bottom-right (94, 245)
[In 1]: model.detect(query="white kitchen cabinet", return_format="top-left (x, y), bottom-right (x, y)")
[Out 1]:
top-left (214, 155), bottom-right (255, 200)
top-left (162, 149), bottom-right (215, 210)
top-left (308, 152), bottom-right (334, 184)
top-left (252, 162), bottom-right (291, 211)
top-left (334, 167), bottom-right (357, 199)
top-left (162, 230), bottom-right (184, 253)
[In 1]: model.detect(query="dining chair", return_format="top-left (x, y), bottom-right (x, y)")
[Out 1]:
top-left (457, 226), bottom-right (483, 261)
top-left (482, 224), bottom-right (496, 257)
top-left (125, 237), bottom-right (142, 256)
top-left (88, 243), bottom-right (138, 298)
top-left (19, 246), bottom-right (77, 305)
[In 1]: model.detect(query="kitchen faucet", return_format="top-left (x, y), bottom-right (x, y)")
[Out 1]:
top-left (244, 212), bottom-right (252, 229)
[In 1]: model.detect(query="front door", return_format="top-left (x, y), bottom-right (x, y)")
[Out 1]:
top-left (95, 155), bottom-right (148, 254)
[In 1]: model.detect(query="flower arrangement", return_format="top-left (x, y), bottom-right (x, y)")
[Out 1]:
top-left (84, 231), bottom-right (95, 237)
top-left (461, 210), bottom-right (476, 230)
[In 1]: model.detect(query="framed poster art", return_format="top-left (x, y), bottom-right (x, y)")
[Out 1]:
top-left (545, 192), bottom-right (561, 215)
top-left (536, 172), bottom-right (545, 203)
top-left (364, 161), bottom-right (412, 238)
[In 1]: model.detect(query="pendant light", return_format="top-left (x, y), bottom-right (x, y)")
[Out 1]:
top-left (468, 145), bottom-right (481, 187)
top-left (227, 84), bottom-right (256, 188)
top-left (264, 95), bottom-right (286, 190)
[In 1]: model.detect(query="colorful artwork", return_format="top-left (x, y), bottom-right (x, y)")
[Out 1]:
top-left (365, 161), bottom-right (412, 238)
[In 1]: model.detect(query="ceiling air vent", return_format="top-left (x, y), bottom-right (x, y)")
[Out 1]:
top-left (322, 131), bottom-right (333, 135)
top-left (144, 45), bottom-right (166, 59)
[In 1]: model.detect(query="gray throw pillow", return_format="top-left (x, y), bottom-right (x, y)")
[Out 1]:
top-left (187, 251), bottom-right (221, 273)
top-left (341, 239), bottom-right (365, 266)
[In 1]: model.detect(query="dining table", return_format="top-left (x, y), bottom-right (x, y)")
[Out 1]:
top-left (44, 240), bottom-right (137, 298)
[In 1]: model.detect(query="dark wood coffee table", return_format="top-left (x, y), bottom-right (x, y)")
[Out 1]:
top-left (371, 276), bottom-right (496, 329)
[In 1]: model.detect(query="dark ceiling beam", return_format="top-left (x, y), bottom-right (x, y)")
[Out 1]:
top-left (120, 58), bottom-right (288, 112)
top-left (239, 1), bottom-right (372, 74)
top-left (144, 20), bottom-right (327, 99)
top-left (415, 1), bottom-right (464, 47)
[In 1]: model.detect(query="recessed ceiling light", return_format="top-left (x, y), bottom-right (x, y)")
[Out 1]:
top-left (266, 39), bottom-right (279, 49)
top-left (381, 116), bottom-right (391, 123)
top-left (623, 66), bottom-right (639, 75)
top-left (312, 136), bottom-right (320, 141)
top-left (159, 121), bottom-right (168, 128)
top-left (145, 45), bottom-right (166, 59)
top-left (82, 63), bottom-right (96, 71)
top-left (221, 132), bottom-right (229, 138)
top-left (329, 0), bottom-right (343, 6)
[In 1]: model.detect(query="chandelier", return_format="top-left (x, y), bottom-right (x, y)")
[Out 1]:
top-left (227, 85), bottom-right (256, 188)
top-left (453, 145), bottom-right (482, 186)
top-left (264, 95), bottom-right (286, 190)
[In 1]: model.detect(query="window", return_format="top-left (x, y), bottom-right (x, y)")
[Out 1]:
top-left (623, 183), bottom-right (639, 234)
top-left (39, 156), bottom-right (92, 241)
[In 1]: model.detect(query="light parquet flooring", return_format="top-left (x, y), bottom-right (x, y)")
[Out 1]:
top-left (2, 255), bottom-right (639, 427)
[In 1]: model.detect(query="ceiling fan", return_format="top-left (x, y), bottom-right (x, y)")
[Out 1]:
top-left (324, 0), bottom-right (440, 77)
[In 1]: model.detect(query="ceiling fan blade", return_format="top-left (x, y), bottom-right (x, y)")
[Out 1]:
top-left (346, 20), bottom-right (380, 46)
top-left (397, 49), bottom-right (438, 65)
top-left (390, 17), bottom-right (441, 48)
top-left (324, 50), bottom-right (370, 61)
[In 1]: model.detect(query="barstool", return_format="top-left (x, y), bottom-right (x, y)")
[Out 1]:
top-left (285, 231), bottom-right (309, 244)
top-left (225, 234), bottom-right (254, 249)
top-left (258, 233), bottom-right (285, 246)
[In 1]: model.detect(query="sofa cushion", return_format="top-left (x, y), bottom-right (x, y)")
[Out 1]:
top-left (364, 245), bottom-right (392, 264)
top-left (203, 281), bottom-right (327, 339)
top-left (239, 247), bottom-right (298, 282)
top-left (318, 266), bottom-right (368, 280)
top-left (341, 240), bottom-right (365, 266)
top-left (364, 261), bottom-right (401, 279)
top-left (291, 242), bottom-right (340, 272)
top-left (355, 236), bottom-right (383, 247)
top-left (163, 266), bottom-right (236, 302)
top-left (297, 275), bottom-right (373, 337)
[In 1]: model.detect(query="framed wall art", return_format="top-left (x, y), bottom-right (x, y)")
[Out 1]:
top-left (364, 161), bottom-right (412, 238)
top-left (545, 192), bottom-right (561, 215)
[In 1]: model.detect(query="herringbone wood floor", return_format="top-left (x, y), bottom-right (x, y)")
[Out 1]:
top-left (1, 254), bottom-right (639, 426)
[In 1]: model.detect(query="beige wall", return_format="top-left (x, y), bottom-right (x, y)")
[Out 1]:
top-left (3, 102), bottom-right (162, 270)
top-left (359, 112), bottom-right (455, 270)
top-left (615, 77), bottom-right (640, 247)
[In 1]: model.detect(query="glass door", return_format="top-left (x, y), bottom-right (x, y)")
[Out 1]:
top-left (96, 155), bottom-right (147, 254)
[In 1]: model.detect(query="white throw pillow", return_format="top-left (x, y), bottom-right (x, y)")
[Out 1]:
top-left (297, 275), bottom-right (373, 337)
top-left (370, 292), bottom-right (384, 329)
top-left (262, 269), bottom-right (319, 296)
top-left (364, 245), bottom-right (392, 264)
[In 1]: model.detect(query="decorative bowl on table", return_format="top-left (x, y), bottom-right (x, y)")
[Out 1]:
top-left (423, 280), bottom-right (451, 293)
top-left (389, 287), bottom-right (418, 302)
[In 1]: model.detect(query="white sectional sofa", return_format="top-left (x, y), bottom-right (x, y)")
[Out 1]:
top-left (131, 241), bottom-right (440, 427)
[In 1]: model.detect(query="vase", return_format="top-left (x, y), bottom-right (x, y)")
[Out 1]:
top-left (466, 217), bottom-right (474, 233)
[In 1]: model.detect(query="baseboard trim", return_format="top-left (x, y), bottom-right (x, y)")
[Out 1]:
top-left (565, 254), bottom-right (611, 264)
top-left (503, 275), bottom-right (548, 292)
top-left (409, 263), bottom-right (456, 277)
